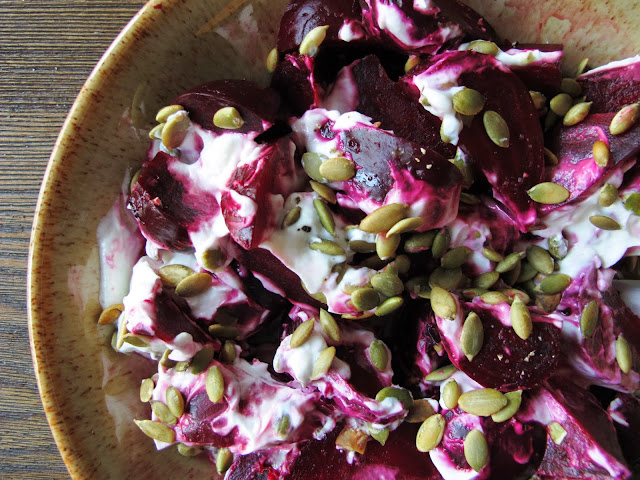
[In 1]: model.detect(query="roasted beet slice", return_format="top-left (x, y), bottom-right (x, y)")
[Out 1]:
top-left (431, 406), bottom-right (545, 479)
top-left (360, 0), bottom-right (497, 55)
top-left (578, 56), bottom-right (640, 113)
top-left (346, 55), bottom-right (455, 158)
top-left (174, 79), bottom-right (279, 134)
top-left (435, 300), bottom-right (561, 391)
top-left (403, 51), bottom-right (545, 230)
top-left (286, 422), bottom-right (443, 480)
top-left (519, 378), bottom-right (631, 480)
top-left (609, 393), bottom-right (640, 473)
top-left (546, 112), bottom-right (640, 205)
top-left (271, 53), bottom-right (322, 117)
top-left (128, 151), bottom-right (218, 251)
top-left (505, 45), bottom-right (563, 95)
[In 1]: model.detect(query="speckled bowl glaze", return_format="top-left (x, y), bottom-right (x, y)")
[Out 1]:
top-left (28, 0), bottom-right (640, 478)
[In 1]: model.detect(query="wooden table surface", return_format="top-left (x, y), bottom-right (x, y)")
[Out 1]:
top-left (0, 1), bottom-right (146, 478)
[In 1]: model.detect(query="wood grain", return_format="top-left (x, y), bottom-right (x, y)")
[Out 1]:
top-left (0, 1), bottom-right (146, 477)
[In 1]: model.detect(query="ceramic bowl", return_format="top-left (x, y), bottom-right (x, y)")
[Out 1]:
top-left (28, 0), bottom-right (640, 478)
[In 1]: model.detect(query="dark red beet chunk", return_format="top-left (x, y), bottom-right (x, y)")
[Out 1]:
top-left (271, 53), bottom-right (321, 117)
top-left (609, 393), bottom-right (640, 474)
top-left (578, 58), bottom-right (640, 113)
top-left (174, 80), bottom-right (279, 134)
top-left (128, 151), bottom-right (218, 251)
top-left (545, 112), bottom-right (640, 206)
top-left (436, 302), bottom-right (561, 391)
top-left (404, 51), bottom-right (545, 230)
top-left (348, 55), bottom-right (455, 158)
top-left (507, 44), bottom-right (563, 95)
top-left (286, 423), bottom-right (443, 480)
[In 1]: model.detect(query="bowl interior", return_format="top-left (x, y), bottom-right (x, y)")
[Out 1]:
top-left (28, 0), bottom-right (640, 477)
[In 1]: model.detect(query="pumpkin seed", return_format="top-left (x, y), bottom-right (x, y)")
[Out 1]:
top-left (302, 152), bottom-right (325, 182)
top-left (387, 216), bottom-right (424, 236)
top-left (175, 361), bottom-right (189, 372)
top-left (462, 287), bottom-right (488, 299)
top-left (530, 91), bottom-right (547, 110)
top-left (157, 264), bottom-right (194, 288)
top-left (349, 239), bottom-right (376, 253)
top-left (404, 54), bottom-right (421, 72)
top-left (467, 40), bottom-right (499, 56)
top-left (190, 345), bottom-right (214, 374)
top-left (216, 447), bottom-right (233, 474)
top-left (149, 123), bottom-right (164, 140)
top-left (610, 103), bottom-right (640, 135)
top-left (368, 424), bottom-right (389, 446)
top-left (548, 421), bottom-right (567, 445)
top-left (501, 288), bottom-right (530, 304)
top-left (175, 272), bottom-right (212, 297)
top-left (299, 25), bottom-right (329, 56)
top-left (393, 254), bottom-right (411, 274)
top-left (162, 111), bottom-right (190, 149)
top-left (535, 292), bottom-right (562, 313)
top-left (424, 363), bottom-right (457, 382)
top-left (319, 309), bottom-right (340, 342)
top-left (624, 192), bottom-right (640, 215)
top-left (526, 245), bottom-right (554, 275)
top-left (443, 380), bottom-right (461, 409)
top-left (342, 311), bottom-right (374, 320)
top-left (151, 401), bottom-right (177, 425)
top-left (441, 246), bottom-right (472, 269)
top-left (282, 206), bottom-right (301, 227)
top-left (491, 390), bottom-right (523, 423)
top-left (213, 106), bottom-right (244, 130)
top-left (550, 93), bottom-right (573, 116)
top-left (592, 140), bottom-right (610, 167)
top-left (376, 233), bottom-right (401, 260)
top-left (202, 247), bottom-right (226, 271)
top-left (580, 300), bottom-right (599, 338)
top-left (543, 147), bottom-right (559, 166)
top-left (376, 386), bottom-right (413, 409)
top-left (122, 333), bottom-right (150, 348)
top-left (156, 104), bottom-right (183, 123)
top-left (547, 235), bottom-right (568, 260)
top-left (274, 414), bottom-right (291, 438)
top-left (561, 77), bottom-right (582, 97)
top-left (319, 156), bottom-right (356, 182)
top-left (452, 88), bottom-right (486, 116)
top-left (370, 340), bottom-right (389, 371)
top-left (474, 271), bottom-right (499, 289)
top-left (375, 296), bottom-right (404, 316)
top-left (219, 341), bottom-right (237, 364)
top-left (177, 443), bottom-right (201, 456)
top-left (309, 239), bottom-right (345, 256)
top-left (405, 230), bottom-right (437, 252)
top-left (290, 318), bottom-right (315, 348)
top-left (495, 251), bottom-right (524, 273)
top-left (165, 386), bottom-right (185, 418)
top-left (98, 303), bottom-right (124, 326)
top-left (480, 291), bottom-right (509, 305)
top-left (406, 275), bottom-right (431, 298)
top-left (310, 180), bottom-right (337, 204)
top-left (416, 414), bottom-right (445, 452)
top-left (135, 419), bottom-right (175, 444)
top-left (206, 366), bottom-right (225, 403)
top-left (351, 287), bottom-right (380, 311)
top-left (575, 57), bottom-right (590, 77)
top-left (528, 182), bottom-right (570, 204)
top-left (458, 388), bottom-right (507, 416)
top-left (589, 215), bottom-right (621, 230)
top-left (563, 101), bottom-right (592, 126)
top-left (430, 286), bottom-right (458, 320)
top-left (460, 312), bottom-right (484, 361)
top-left (539, 273), bottom-right (572, 295)
top-left (371, 272), bottom-right (404, 297)
top-left (464, 429), bottom-right (489, 472)
top-left (335, 426), bottom-right (368, 454)
top-left (616, 335), bottom-right (632, 374)
top-left (431, 227), bottom-right (451, 258)
top-left (311, 346), bottom-right (336, 380)
top-left (510, 296), bottom-right (532, 340)
top-left (266, 47), bottom-right (279, 72)
top-left (544, 111), bottom-right (558, 131)
top-left (517, 261), bottom-right (539, 283)
top-left (406, 398), bottom-right (436, 423)
top-left (313, 198), bottom-right (335, 236)
top-left (360, 203), bottom-right (408, 233)
top-left (208, 324), bottom-right (239, 339)
top-left (483, 110), bottom-right (510, 148)
top-left (482, 248), bottom-right (503, 262)
top-left (460, 192), bottom-right (480, 205)
top-left (140, 378), bottom-right (154, 403)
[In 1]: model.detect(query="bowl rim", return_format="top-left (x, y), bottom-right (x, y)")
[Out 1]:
top-left (27, 0), bottom-right (158, 474)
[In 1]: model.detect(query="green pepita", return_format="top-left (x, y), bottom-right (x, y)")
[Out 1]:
top-left (535, 292), bottom-right (562, 313)
top-left (166, 386), bottom-right (185, 418)
top-left (282, 206), bottom-right (302, 227)
top-left (424, 363), bottom-right (457, 382)
top-left (368, 424), bottom-right (390, 446)
top-left (351, 287), bottom-right (380, 311)
top-left (216, 447), bottom-right (233, 474)
top-left (530, 91), bottom-right (547, 110)
top-left (387, 216), bottom-right (424, 236)
top-left (404, 230), bottom-right (437, 252)
top-left (510, 296), bottom-right (533, 340)
top-left (98, 303), bottom-right (124, 326)
top-left (610, 103), bottom-right (640, 135)
top-left (473, 271), bottom-right (499, 289)
top-left (464, 429), bottom-right (489, 472)
top-left (202, 248), bottom-right (226, 271)
top-left (213, 106), bottom-right (244, 130)
top-left (274, 414), bottom-right (291, 438)
top-left (149, 123), bottom-right (164, 140)
top-left (491, 390), bottom-right (523, 423)
top-left (624, 192), bottom-right (640, 215)
top-left (314, 198), bottom-right (335, 235)
top-left (589, 215), bottom-right (621, 230)
top-left (431, 227), bottom-right (451, 259)
top-left (162, 111), bottom-right (190, 149)
top-left (299, 25), bottom-right (329, 57)
top-left (376, 386), bottom-right (413, 409)
top-left (302, 152), bottom-right (325, 182)
top-left (376, 233), bottom-right (401, 260)
top-left (539, 273), bottom-right (572, 295)
top-left (543, 147), bottom-right (559, 166)
top-left (190, 344), bottom-right (214, 374)
top-left (177, 443), bottom-right (201, 457)
top-left (158, 264), bottom-right (194, 288)
top-left (482, 248), bottom-right (503, 263)
top-left (443, 380), bottom-right (461, 409)
top-left (405, 54), bottom-right (421, 72)
top-left (550, 93), bottom-right (573, 116)
top-left (406, 398), bottom-right (436, 423)
top-left (527, 182), bottom-right (570, 204)
top-left (452, 88), bottom-right (486, 116)
top-left (526, 245), bottom-right (554, 275)
top-left (122, 333), bottom-right (150, 348)
top-left (371, 272), bottom-right (404, 297)
top-left (319, 156), bottom-right (356, 182)
top-left (430, 286), bottom-right (458, 320)
top-left (561, 77), bottom-right (582, 98)
top-left (467, 40), bottom-right (499, 56)
top-left (156, 104), bottom-right (184, 123)
top-left (135, 419), bottom-right (175, 444)
top-left (370, 340), bottom-right (389, 371)
top-left (310, 180), bottom-right (337, 204)
top-left (548, 421), bottom-right (567, 445)
top-left (483, 110), bottom-right (510, 148)
top-left (480, 291), bottom-right (510, 305)
top-left (458, 388), bottom-right (508, 416)
top-left (563, 101), bottom-right (592, 126)
top-left (416, 414), bottom-right (446, 452)
top-left (441, 246), bottom-right (472, 269)
top-left (309, 239), bottom-right (345, 256)
top-left (139, 378), bottom-right (154, 403)
top-left (219, 341), bottom-right (237, 364)
top-left (360, 203), bottom-right (408, 233)
top-left (616, 335), bottom-right (632, 374)
top-left (580, 300), bottom-right (599, 338)
top-left (349, 239), bottom-right (376, 253)
top-left (266, 47), bottom-right (279, 73)
top-left (462, 287), bottom-right (488, 299)
top-left (206, 366), bottom-right (225, 403)
top-left (151, 401), bottom-right (177, 425)
top-left (319, 309), bottom-right (340, 342)
top-left (495, 251), bottom-right (524, 274)
top-left (405, 275), bottom-right (431, 298)
top-left (517, 261), bottom-right (539, 283)
top-left (375, 296), bottom-right (404, 316)
top-left (175, 272), bottom-right (212, 297)
top-left (290, 318), bottom-right (315, 348)
top-left (593, 140), bottom-right (610, 167)
top-left (311, 346), bottom-right (336, 380)
top-left (460, 312), bottom-right (484, 361)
